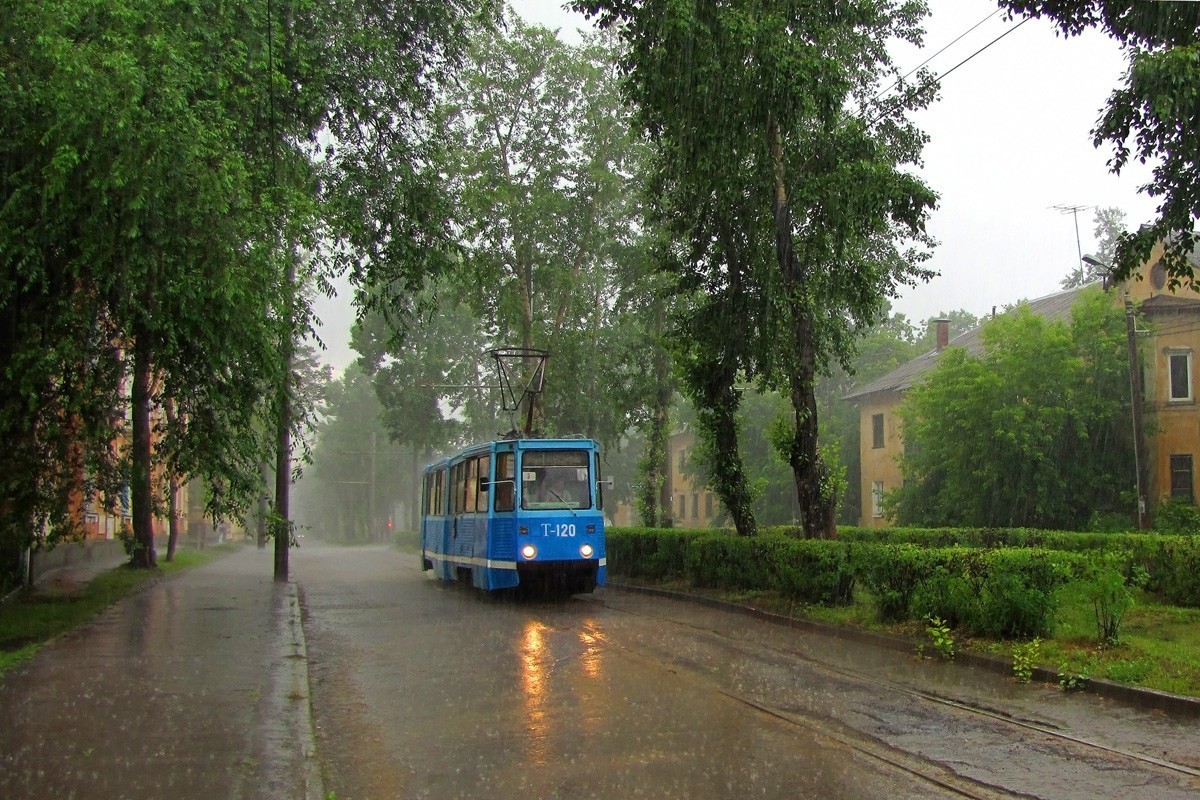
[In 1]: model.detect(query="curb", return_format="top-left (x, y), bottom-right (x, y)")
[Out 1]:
top-left (608, 581), bottom-right (1200, 719)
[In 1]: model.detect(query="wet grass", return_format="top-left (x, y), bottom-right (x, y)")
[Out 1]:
top-left (640, 580), bottom-right (1200, 698)
top-left (0, 546), bottom-right (233, 676)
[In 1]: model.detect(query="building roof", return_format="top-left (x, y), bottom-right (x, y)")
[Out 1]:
top-left (844, 284), bottom-right (1092, 402)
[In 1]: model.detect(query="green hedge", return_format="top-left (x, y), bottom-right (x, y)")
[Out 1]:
top-left (606, 525), bottom-right (1193, 636)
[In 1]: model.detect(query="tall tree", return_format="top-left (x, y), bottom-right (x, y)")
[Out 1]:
top-left (0, 0), bottom-right (487, 570)
top-left (576, 0), bottom-right (937, 537)
top-left (425, 14), bottom-right (655, 446)
top-left (891, 289), bottom-right (1133, 529)
top-left (999, 2), bottom-right (1200, 283)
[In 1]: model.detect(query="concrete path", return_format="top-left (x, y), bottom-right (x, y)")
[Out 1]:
top-left (0, 546), bottom-right (322, 800)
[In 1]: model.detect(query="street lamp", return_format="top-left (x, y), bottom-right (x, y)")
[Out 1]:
top-left (1086, 254), bottom-right (1150, 529)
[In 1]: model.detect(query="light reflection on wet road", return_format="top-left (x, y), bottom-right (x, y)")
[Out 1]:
top-left (295, 545), bottom-right (1200, 800)
top-left (297, 545), bottom-right (956, 800)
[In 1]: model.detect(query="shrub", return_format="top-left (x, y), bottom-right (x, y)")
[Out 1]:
top-left (1080, 552), bottom-right (1146, 644)
top-left (606, 527), bottom-right (697, 581)
top-left (761, 538), bottom-right (856, 606)
top-left (858, 544), bottom-right (946, 622)
top-left (1155, 498), bottom-right (1200, 536)
top-left (1011, 638), bottom-right (1041, 684)
top-left (1154, 536), bottom-right (1200, 607)
top-left (965, 549), bottom-right (1075, 639)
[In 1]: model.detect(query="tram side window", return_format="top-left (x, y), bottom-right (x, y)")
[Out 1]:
top-left (464, 458), bottom-right (479, 513)
top-left (494, 452), bottom-right (515, 512)
top-left (474, 455), bottom-right (490, 513)
top-left (452, 463), bottom-right (465, 514)
top-left (423, 473), bottom-right (434, 516)
top-left (434, 469), bottom-right (445, 514)
top-left (594, 452), bottom-right (604, 511)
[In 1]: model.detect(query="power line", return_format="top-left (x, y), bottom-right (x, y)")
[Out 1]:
top-left (935, 16), bottom-right (1033, 84)
top-left (874, 9), bottom-right (1002, 102)
top-left (870, 16), bottom-right (1033, 125)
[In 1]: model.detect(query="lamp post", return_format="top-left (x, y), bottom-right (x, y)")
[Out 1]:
top-left (1087, 254), bottom-right (1150, 529)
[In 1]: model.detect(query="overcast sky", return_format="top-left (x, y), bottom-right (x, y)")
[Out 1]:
top-left (315, 1), bottom-right (1159, 368)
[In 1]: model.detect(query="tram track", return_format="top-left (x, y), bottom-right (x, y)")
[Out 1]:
top-left (580, 589), bottom-right (1200, 799)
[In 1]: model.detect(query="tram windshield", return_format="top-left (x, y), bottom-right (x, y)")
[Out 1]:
top-left (521, 449), bottom-right (591, 510)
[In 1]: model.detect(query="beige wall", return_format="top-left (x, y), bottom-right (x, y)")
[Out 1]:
top-left (858, 392), bottom-right (905, 527)
top-left (1122, 242), bottom-right (1200, 507)
top-left (666, 430), bottom-right (721, 529)
top-left (853, 241), bottom-right (1200, 529)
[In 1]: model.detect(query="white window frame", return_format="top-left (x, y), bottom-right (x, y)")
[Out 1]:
top-left (1168, 349), bottom-right (1193, 403)
top-left (871, 481), bottom-right (884, 519)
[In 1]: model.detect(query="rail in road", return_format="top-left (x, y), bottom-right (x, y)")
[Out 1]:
top-left (579, 589), bottom-right (1200, 800)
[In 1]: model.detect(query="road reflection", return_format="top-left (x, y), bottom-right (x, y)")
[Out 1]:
top-left (519, 614), bottom-right (608, 766)
top-left (520, 621), bottom-right (550, 765)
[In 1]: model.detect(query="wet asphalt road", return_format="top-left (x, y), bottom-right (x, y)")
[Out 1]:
top-left (295, 545), bottom-right (1200, 800)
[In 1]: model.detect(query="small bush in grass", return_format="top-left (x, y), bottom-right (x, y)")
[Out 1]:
top-left (1012, 638), bottom-right (1041, 684)
top-left (1080, 552), bottom-right (1147, 645)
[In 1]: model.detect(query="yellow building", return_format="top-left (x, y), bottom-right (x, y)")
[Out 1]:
top-left (665, 430), bottom-right (722, 529)
top-left (845, 245), bottom-right (1200, 527)
top-left (611, 429), bottom-right (723, 528)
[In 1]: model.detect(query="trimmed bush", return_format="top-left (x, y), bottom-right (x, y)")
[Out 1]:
top-left (857, 544), bottom-right (947, 622)
top-left (1155, 536), bottom-right (1200, 607)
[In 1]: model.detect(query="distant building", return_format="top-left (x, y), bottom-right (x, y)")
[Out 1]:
top-left (845, 242), bottom-right (1200, 527)
top-left (610, 429), bottom-right (722, 528)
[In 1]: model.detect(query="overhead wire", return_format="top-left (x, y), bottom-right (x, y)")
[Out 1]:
top-left (871, 12), bottom-right (1035, 125)
top-left (874, 8), bottom-right (1003, 103)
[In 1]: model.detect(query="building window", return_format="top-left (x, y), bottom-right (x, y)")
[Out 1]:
top-left (871, 481), bottom-right (884, 518)
top-left (1170, 455), bottom-right (1194, 503)
top-left (691, 493), bottom-right (699, 519)
top-left (1169, 351), bottom-right (1192, 402)
top-left (678, 448), bottom-right (687, 472)
top-left (678, 494), bottom-right (686, 519)
top-left (871, 413), bottom-right (885, 449)
top-left (704, 492), bottom-right (713, 518)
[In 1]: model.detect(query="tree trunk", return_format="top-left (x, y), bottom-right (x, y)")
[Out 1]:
top-left (164, 396), bottom-right (180, 562)
top-left (768, 112), bottom-right (835, 539)
top-left (701, 386), bottom-right (756, 537)
top-left (274, 253), bottom-right (296, 582)
top-left (129, 334), bottom-right (157, 567)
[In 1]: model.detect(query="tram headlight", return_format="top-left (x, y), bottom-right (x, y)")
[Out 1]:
top-left (579, 543), bottom-right (594, 559)
top-left (521, 544), bottom-right (537, 560)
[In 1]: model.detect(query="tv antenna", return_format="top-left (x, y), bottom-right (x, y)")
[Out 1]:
top-left (489, 347), bottom-right (549, 438)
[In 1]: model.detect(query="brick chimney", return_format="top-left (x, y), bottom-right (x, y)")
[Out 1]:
top-left (935, 318), bottom-right (950, 352)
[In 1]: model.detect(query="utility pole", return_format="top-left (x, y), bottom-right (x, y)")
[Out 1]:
top-left (1124, 294), bottom-right (1151, 530)
top-left (369, 431), bottom-right (377, 542)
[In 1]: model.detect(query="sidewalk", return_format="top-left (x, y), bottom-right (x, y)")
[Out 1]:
top-left (0, 547), bottom-right (322, 800)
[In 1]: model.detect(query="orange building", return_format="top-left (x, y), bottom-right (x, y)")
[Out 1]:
top-left (846, 244), bottom-right (1200, 528)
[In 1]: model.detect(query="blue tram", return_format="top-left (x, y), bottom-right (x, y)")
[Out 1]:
top-left (420, 437), bottom-right (607, 593)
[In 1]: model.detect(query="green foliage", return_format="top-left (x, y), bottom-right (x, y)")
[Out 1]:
top-left (577, 0), bottom-right (937, 538)
top-left (858, 544), bottom-right (943, 622)
top-left (1154, 498), bottom-right (1200, 535)
top-left (1082, 553), bottom-right (1146, 645)
top-left (1058, 665), bottom-right (1091, 693)
top-left (431, 16), bottom-right (655, 448)
top-left (1012, 638), bottom-right (1042, 684)
top-left (925, 616), bottom-right (955, 660)
top-left (0, 0), bottom-right (485, 559)
top-left (606, 527), bottom-right (701, 582)
top-left (1153, 536), bottom-right (1200, 607)
top-left (297, 365), bottom-right (421, 541)
top-left (891, 290), bottom-right (1134, 530)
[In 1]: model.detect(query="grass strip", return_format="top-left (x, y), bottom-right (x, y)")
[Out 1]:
top-left (0, 546), bottom-right (233, 676)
